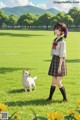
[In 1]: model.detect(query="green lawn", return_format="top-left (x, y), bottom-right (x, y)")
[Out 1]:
top-left (0, 30), bottom-right (80, 120)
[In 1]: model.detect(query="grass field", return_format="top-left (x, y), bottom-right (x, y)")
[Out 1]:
top-left (0, 30), bottom-right (80, 120)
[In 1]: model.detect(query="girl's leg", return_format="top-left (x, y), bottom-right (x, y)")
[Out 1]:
top-left (56, 76), bottom-right (67, 101)
top-left (52, 76), bottom-right (57, 86)
top-left (56, 76), bottom-right (63, 88)
top-left (47, 76), bottom-right (57, 101)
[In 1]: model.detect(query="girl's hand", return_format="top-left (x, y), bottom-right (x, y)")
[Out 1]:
top-left (58, 67), bottom-right (62, 74)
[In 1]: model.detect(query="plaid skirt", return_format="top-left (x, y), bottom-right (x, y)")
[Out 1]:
top-left (48, 55), bottom-right (67, 76)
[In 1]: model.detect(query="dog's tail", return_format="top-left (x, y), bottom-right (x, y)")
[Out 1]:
top-left (33, 76), bottom-right (37, 81)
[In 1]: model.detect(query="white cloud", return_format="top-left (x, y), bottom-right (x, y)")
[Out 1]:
top-left (0, 0), bottom-right (80, 12)
top-left (46, 0), bottom-right (80, 12)
top-left (13, 0), bottom-right (34, 6)
top-left (0, 2), bottom-right (6, 8)
top-left (36, 3), bottom-right (47, 9)
top-left (0, 0), bottom-right (34, 8)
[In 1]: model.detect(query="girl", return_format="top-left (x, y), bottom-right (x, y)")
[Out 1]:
top-left (47, 22), bottom-right (68, 102)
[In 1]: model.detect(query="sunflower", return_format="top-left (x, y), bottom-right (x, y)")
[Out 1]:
top-left (0, 103), bottom-right (8, 112)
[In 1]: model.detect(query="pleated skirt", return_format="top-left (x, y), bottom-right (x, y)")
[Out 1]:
top-left (48, 55), bottom-right (67, 76)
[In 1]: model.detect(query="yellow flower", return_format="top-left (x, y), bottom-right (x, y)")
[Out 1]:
top-left (77, 100), bottom-right (80, 105)
top-left (66, 109), bottom-right (73, 115)
top-left (48, 112), bottom-right (55, 120)
top-left (14, 113), bottom-right (20, 119)
top-left (47, 112), bottom-right (63, 120)
top-left (74, 113), bottom-right (80, 120)
top-left (0, 103), bottom-right (8, 112)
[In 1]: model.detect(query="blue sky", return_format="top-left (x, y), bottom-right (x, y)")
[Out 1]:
top-left (29, 0), bottom-right (47, 4)
top-left (0, 0), bottom-right (80, 12)
top-left (0, 0), bottom-right (47, 4)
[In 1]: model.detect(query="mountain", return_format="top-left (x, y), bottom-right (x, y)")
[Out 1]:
top-left (47, 8), bottom-right (60, 15)
top-left (1, 5), bottom-right (60, 16)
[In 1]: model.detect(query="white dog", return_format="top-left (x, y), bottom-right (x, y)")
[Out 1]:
top-left (22, 70), bottom-right (37, 92)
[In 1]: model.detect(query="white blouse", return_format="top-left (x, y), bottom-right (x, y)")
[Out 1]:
top-left (51, 38), bottom-right (66, 58)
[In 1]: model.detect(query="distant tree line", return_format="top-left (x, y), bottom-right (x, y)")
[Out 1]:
top-left (0, 7), bottom-right (80, 30)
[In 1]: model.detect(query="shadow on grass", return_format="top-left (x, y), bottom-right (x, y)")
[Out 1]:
top-left (8, 89), bottom-right (24, 93)
top-left (8, 88), bottom-right (36, 93)
top-left (0, 67), bottom-right (36, 74)
top-left (44, 59), bottom-right (80, 63)
top-left (6, 99), bottom-right (62, 106)
top-left (0, 32), bottom-right (46, 38)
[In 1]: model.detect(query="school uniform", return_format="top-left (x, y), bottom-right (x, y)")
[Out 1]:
top-left (48, 37), bottom-right (67, 76)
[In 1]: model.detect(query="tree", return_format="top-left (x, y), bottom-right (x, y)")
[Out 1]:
top-left (52, 12), bottom-right (73, 26)
top-left (17, 13), bottom-right (37, 28)
top-left (56, 12), bottom-right (65, 22)
top-left (32, 19), bottom-right (40, 29)
top-left (23, 19), bottom-right (33, 28)
top-left (68, 7), bottom-right (80, 27)
top-left (8, 15), bottom-right (18, 27)
top-left (63, 14), bottom-right (74, 26)
top-left (38, 13), bottom-right (54, 30)
top-left (0, 10), bottom-right (8, 28)
top-left (50, 16), bottom-right (58, 26)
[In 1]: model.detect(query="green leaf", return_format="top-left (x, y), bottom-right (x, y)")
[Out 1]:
top-left (33, 116), bottom-right (48, 120)
top-left (64, 115), bottom-right (70, 119)
top-left (8, 111), bottom-right (17, 120)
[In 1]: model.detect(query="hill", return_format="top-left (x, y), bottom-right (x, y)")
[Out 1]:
top-left (1, 5), bottom-right (60, 16)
